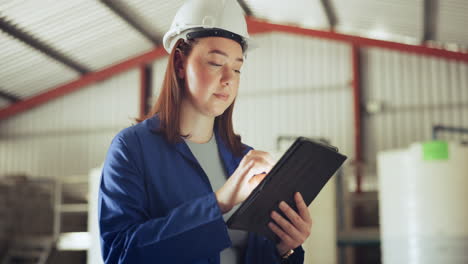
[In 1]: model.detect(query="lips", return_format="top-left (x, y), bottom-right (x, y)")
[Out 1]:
top-left (214, 93), bottom-right (229, 101)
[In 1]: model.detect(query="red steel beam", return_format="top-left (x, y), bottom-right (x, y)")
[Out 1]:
top-left (246, 17), bottom-right (468, 62)
top-left (351, 45), bottom-right (363, 193)
top-left (247, 18), bottom-right (273, 35)
top-left (2, 17), bottom-right (468, 120)
top-left (139, 65), bottom-right (150, 120)
top-left (0, 47), bottom-right (166, 120)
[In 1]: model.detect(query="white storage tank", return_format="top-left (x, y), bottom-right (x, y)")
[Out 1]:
top-left (88, 167), bottom-right (104, 264)
top-left (378, 141), bottom-right (468, 263)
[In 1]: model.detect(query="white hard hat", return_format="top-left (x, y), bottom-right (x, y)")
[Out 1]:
top-left (163, 0), bottom-right (255, 54)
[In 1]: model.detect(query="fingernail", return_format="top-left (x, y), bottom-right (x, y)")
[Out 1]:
top-left (279, 201), bottom-right (286, 209)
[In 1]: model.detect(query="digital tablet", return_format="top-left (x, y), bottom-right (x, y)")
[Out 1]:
top-left (226, 137), bottom-right (347, 242)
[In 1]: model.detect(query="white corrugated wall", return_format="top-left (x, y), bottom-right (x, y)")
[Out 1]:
top-left (362, 48), bottom-right (468, 165)
top-left (0, 69), bottom-right (139, 178)
top-left (151, 56), bottom-right (168, 106)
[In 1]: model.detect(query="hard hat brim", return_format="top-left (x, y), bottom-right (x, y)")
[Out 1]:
top-left (164, 27), bottom-right (258, 55)
top-left (186, 28), bottom-right (246, 51)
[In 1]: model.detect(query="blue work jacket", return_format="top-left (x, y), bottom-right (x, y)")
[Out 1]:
top-left (99, 115), bottom-right (304, 263)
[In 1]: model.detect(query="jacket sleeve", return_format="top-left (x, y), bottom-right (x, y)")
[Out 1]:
top-left (278, 245), bottom-right (305, 264)
top-left (98, 131), bottom-right (231, 263)
top-left (246, 233), bottom-right (304, 263)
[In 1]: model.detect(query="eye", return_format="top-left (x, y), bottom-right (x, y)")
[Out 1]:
top-left (209, 62), bottom-right (222, 67)
top-left (209, 62), bottom-right (241, 74)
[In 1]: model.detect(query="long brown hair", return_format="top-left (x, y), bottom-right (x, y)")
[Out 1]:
top-left (137, 39), bottom-right (245, 157)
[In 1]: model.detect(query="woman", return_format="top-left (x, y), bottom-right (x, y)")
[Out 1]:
top-left (99, 0), bottom-right (312, 263)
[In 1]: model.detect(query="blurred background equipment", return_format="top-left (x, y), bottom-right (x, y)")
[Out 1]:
top-left (0, 174), bottom-right (88, 264)
top-left (378, 130), bottom-right (468, 263)
top-left (0, 175), bottom-right (54, 264)
top-left (378, 141), bottom-right (468, 263)
top-left (87, 168), bottom-right (103, 264)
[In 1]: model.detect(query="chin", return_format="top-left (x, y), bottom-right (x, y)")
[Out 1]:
top-left (211, 109), bottom-right (228, 117)
top-left (206, 106), bottom-right (229, 117)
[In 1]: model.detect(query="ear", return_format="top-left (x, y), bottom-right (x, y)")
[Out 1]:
top-left (174, 49), bottom-right (186, 79)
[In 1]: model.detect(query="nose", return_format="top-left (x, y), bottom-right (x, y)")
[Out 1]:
top-left (221, 67), bottom-right (234, 87)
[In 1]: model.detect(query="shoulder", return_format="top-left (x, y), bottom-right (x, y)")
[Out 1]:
top-left (105, 116), bottom-right (165, 172)
top-left (112, 115), bottom-right (164, 147)
top-left (106, 117), bottom-right (170, 169)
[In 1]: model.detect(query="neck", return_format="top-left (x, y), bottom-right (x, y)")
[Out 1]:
top-left (180, 99), bottom-right (215, 143)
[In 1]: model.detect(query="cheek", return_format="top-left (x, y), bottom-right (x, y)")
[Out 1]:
top-left (230, 78), bottom-right (239, 96)
top-left (232, 80), bottom-right (239, 94)
top-left (185, 63), bottom-right (215, 98)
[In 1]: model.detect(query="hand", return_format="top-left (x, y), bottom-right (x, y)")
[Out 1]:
top-left (215, 150), bottom-right (275, 213)
top-left (268, 192), bottom-right (312, 256)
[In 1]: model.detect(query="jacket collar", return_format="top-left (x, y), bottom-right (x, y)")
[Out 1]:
top-left (145, 114), bottom-right (237, 177)
top-left (214, 129), bottom-right (237, 176)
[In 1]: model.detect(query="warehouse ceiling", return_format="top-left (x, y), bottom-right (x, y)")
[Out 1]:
top-left (1, 0), bottom-right (467, 110)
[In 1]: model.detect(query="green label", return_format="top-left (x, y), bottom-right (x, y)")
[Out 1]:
top-left (423, 141), bottom-right (449, 160)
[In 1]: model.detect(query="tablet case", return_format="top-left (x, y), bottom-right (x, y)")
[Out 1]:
top-left (226, 137), bottom-right (347, 242)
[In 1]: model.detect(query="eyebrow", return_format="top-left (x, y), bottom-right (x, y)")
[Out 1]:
top-left (208, 49), bottom-right (244, 63)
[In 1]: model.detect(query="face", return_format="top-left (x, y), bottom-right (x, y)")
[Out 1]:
top-left (178, 37), bottom-right (244, 117)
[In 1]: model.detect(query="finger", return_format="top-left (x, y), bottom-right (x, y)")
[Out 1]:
top-left (249, 158), bottom-right (272, 175)
top-left (245, 149), bottom-right (256, 158)
top-left (238, 160), bottom-right (255, 180)
top-left (245, 160), bottom-right (255, 170)
top-left (271, 211), bottom-right (303, 241)
top-left (240, 150), bottom-right (255, 165)
top-left (248, 150), bottom-right (275, 167)
top-left (259, 151), bottom-right (276, 166)
top-left (250, 155), bottom-right (271, 166)
top-left (248, 172), bottom-right (267, 185)
top-left (279, 201), bottom-right (309, 231)
top-left (268, 222), bottom-right (294, 245)
top-left (242, 168), bottom-right (266, 187)
top-left (295, 192), bottom-right (312, 223)
top-left (249, 167), bottom-right (270, 177)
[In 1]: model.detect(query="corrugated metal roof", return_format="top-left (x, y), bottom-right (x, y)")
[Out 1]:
top-left (0, 0), bottom-right (154, 71)
top-left (438, 0), bottom-right (468, 48)
top-left (334, 0), bottom-right (423, 42)
top-left (246, 0), bottom-right (329, 29)
top-left (0, 30), bottom-right (79, 99)
top-left (1, 0), bottom-right (467, 111)
top-left (119, 0), bottom-right (187, 39)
